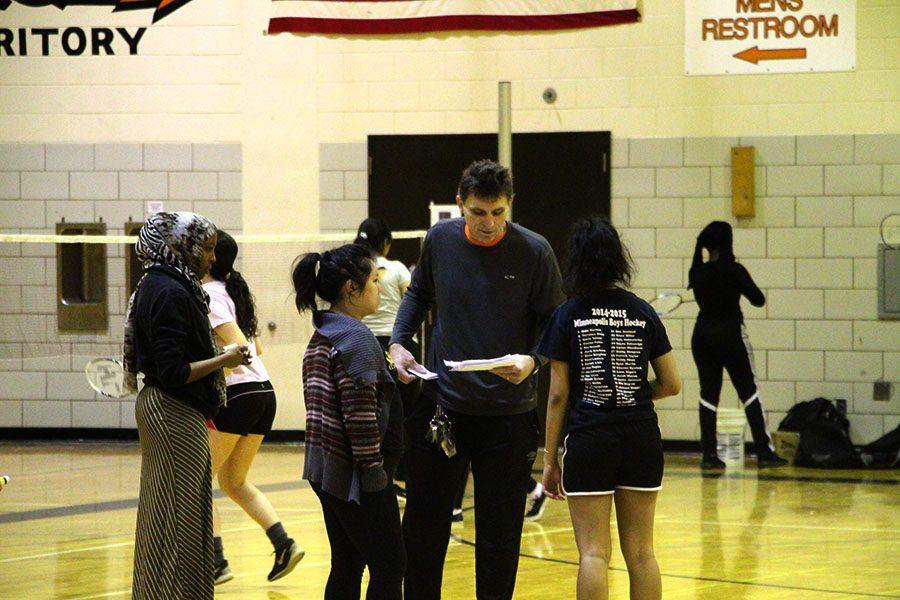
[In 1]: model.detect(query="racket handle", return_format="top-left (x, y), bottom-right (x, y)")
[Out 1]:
top-left (222, 343), bottom-right (238, 353)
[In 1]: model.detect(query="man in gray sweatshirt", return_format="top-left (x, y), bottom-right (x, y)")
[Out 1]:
top-left (390, 159), bottom-right (564, 600)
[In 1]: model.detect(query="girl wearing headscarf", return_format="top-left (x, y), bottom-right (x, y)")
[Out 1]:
top-left (688, 221), bottom-right (786, 470)
top-left (124, 212), bottom-right (250, 599)
top-left (201, 230), bottom-right (304, 585)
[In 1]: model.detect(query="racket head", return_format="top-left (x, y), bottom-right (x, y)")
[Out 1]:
top-left (85, 358), bottom-right (129, 398)
top-left (650, 292), bottom-right (684, 316)
top-left (880, 213), bottom-right (900, 249)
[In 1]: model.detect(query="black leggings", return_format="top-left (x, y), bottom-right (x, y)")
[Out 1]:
top-left (691, 321), bottom-right (774, 457)
top-left (311, 482), bottom-right (405, 600)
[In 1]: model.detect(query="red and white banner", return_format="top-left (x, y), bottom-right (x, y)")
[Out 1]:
top-left (268, 1), bottom-right (640, 35)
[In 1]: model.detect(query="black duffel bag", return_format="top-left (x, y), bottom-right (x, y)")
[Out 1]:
top-left (858, 426), bottom-right (900, 468)
top-left (779, 398), bottom-right (860, 468)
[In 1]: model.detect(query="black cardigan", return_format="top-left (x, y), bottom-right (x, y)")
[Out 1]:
top-left (132, 265), bottom-right (221, 418)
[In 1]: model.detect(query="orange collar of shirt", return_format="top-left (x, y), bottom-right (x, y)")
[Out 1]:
top-left (464, 224), bottom-right (507, 247)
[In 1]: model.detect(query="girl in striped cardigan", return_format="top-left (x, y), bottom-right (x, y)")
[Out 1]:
top-left (293, 243), bottom-right (405, 600)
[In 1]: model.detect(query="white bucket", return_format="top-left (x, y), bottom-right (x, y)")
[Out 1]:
top-left (716, 408), bottom-right (746, 464)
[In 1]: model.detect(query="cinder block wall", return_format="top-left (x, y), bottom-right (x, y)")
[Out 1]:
top-left (613, 134), bottom-right (898, 446)
top-left (319, 143), bottom-right (369, 233)
top-left (320, 135), bottom-right (899, 445)
top-left (0, 143), bottom-right (242, 429)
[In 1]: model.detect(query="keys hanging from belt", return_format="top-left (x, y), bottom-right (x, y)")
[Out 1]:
top-left (427, 404), bottom-right (457, 458)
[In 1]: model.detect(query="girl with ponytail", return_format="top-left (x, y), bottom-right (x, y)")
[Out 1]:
top-left (201, 230), bottom-right (303, 585)
top-left (293, 243), bottom-right (406, 599)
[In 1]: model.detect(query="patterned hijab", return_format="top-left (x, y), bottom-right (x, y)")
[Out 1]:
top-left (122, 212), bottom-right (226, 404)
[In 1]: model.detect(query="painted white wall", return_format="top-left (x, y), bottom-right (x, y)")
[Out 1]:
top-left (1, 1), bottom-right (896, 231)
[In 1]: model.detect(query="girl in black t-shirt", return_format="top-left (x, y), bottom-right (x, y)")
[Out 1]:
top-left (689, 221), bottom-right (787, 469)
top-left (540, 217), bottom-right (681, 600)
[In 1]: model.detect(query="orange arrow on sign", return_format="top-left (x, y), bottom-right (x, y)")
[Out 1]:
top-left (733, 46), bottom-right (807, 64)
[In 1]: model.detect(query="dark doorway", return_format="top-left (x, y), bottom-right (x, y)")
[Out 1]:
top-left (367, 132), bottom-right (611, 267)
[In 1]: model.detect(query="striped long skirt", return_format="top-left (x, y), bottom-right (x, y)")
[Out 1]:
top-left (132, 386), bottom-right (214, 600)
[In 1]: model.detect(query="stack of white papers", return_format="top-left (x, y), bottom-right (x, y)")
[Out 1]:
top-left (444, 354), bottom-right (520, 372)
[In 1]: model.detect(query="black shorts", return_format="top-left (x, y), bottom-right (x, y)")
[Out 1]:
top-left (208, 380), bottom-right (276, 436)
top-left (562, 418), bottom-right (664, 495)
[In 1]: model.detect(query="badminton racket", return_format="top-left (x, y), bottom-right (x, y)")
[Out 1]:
top-left (649, 292), bottom-right (696, 316)
top-left (84, 358), bottom-right (130, 398)
top-left (85, 344), bottom-right (242, 398)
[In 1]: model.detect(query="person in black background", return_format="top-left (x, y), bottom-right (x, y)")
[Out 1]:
top-left (688, 221), bottom-right (787, 469)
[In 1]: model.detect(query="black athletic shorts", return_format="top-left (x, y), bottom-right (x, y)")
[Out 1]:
top-left (208, 380), bottom-right (276, 436)
top-left (562, 418), bottom-right (664, 495)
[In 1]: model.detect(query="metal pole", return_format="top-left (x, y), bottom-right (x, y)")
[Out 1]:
top-left (498, 81), bottom-right (512, 216)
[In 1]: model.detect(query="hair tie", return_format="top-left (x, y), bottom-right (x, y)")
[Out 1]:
top-left (359, 231), bottom-right (368, 239)
top-left (314, 254), bottom-right (322, 279)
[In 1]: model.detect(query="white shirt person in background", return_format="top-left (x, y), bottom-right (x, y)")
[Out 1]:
top-left (355, 217), bottom-right (419, 497)
top-left (356, 217), bottom-right (412, 339)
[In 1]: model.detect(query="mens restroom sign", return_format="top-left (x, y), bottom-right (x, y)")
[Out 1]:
top-left (685, 0), bottom-right (856, 75)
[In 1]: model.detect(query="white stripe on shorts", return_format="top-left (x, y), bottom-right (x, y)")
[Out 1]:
top-left (225, 388), bottom-right (272, 402)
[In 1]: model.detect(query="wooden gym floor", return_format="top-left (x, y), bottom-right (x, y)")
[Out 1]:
top-left (0, 443), bottom-right (897, 599)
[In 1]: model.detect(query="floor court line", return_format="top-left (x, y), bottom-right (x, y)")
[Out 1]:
top-left (656, 516), bottom-right (900, 534)
top-left (516, 517), bottom-right (897, 537)
top-left (2, 468), bottom-right (891, 526)
top-left (0, 478), bottom-right (310, 524)
top-left (676, 469), bottom-right (900, 487)
top-left (451, 536), bottom-right (899, 599)
top-left (68, 559), bottom-right (332, 600)
top-left (4, 479), bottom-right (894, 534)
top-left (0, 517), bottom-right (323, 564)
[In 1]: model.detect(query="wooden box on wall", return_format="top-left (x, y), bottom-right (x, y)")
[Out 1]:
top-left (732, 146), bottom-right (755, 218)
top-left (56, 221), bottom-right (107, 331)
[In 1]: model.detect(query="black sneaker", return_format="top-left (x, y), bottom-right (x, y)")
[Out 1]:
top-left (524, 490), bottom-right (547, 521)
top-left (267, 539), bottom-right (305, 582)
top-left (701, 455), bottom-right (727, 470)
top-left (451, 508), bottom-right (463, 526)
top-left (213, 561), bottom-right (234, 585)
top-left (757, 452), bottom-right (788, 468)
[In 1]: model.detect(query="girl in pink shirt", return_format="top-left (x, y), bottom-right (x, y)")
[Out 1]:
top-left (201, 230), bottom-right (304, 585)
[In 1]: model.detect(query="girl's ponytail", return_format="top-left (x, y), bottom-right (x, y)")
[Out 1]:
top-left (292, 252), bottom-right (321, 314)
top-left (291, 244), bottom-right (374, 314)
